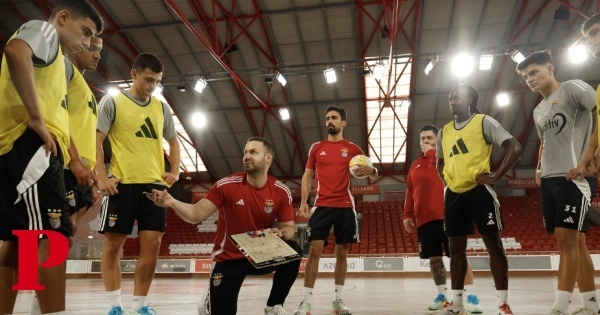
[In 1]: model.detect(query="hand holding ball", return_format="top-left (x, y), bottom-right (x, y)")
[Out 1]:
top-left (349, 155), bottom-right (373, 179)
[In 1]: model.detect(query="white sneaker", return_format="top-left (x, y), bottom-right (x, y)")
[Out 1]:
top-left (429, 294), bottom-right (448, 311)
top-left (550, 309), bottom-right (566, 315)
top-left (571, 308), bottom-right (596, 315)
top-left (331, 299), bottom-right (352, 315)
top-left (292, 301), bottom-right (311, 315)
top-left (265, 305), bottom-right (288, 315)
top-left (465, 295), bottom-right (483, 314)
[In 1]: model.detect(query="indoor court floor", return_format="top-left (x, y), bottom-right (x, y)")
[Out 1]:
top-left (9, 275), bottom-right (600, 314)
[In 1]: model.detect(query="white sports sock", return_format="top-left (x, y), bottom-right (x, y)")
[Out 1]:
top-left (581, 291), bottom-right (600, 313)
top-left (303, 287), bottom-right (313, 303)
top-left (437, 284), bottom-right (447, 297)
top-left (464, 285), bottom-right (474, 296)
top-left (334, 284), bottom-right (344, 300)
top-left (497, 290), bottom-right (508, 305)
top-left (106, 289), bottom-right (123, 307)
top-left (553, 290), bottom-right (572, 313)
top-left (131, 295), bottom-right (147, 313)
top-left (31, 294), bottom-right (41, 315)
top-left (452, 290), bottom-right (464, 308)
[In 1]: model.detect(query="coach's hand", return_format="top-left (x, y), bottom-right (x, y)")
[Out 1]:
top-left (148, 189), bottom-right (176, 208)
top-left (403, 218), bottom-right (415, 233)
top-left (98, 176), bottom-right (122, 196)
top-left (162, 172), bottom-right (179, 185)
top-left (29, 118), bottom-right (57, 157)
top-left (475, 173), bottom-right (497, 185)
top-left (299, 202), bottom-right (310, 218)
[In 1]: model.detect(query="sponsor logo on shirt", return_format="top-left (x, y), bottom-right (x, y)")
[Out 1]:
top-left (320, 151), bottom-right (326, 156)
top-left (236, 199), bottom-right (245, 205)
top-left (541, 113), bottom-right (566, 136)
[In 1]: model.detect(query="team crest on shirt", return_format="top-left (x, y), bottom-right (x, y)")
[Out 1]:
top-left (264, 200), bottom-right (274, 214)
top-left (108, 214), bottom-right (118, 227)
top-left (551, 99), bottom-right (559, 111)
top-left (66, 190), bottom-right (76, 207)
top-left (212, 273), bottom-right (223, 286)
top-left (47, 209), bottom-right (62, 229)
top-left (341, 148), bottom-right (348, 157)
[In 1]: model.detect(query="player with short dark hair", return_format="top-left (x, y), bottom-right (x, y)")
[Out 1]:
top-left (0, 0), bottom-right (102, 313)
top-left (149, 137), bottom-right (300, 315)
top-left (293, 106), bottom-right (378, 315)
top-left (95, 52), bottom-right (181, 315)
top-left (518, 50), bottom-right (599, 315)
top-left (403, 124), bottom-right (481, 314)
top-left (65, 36), bottom-right (104, 231)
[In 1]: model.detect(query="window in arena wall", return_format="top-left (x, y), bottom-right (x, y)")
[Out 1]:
top-left (365, 57), bottom-right (411, 164)
top-left (156, 95), bottom-right (207, 173)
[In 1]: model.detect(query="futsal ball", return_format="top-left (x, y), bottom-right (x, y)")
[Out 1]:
top-left (349, 155), bottom-right (373, 179)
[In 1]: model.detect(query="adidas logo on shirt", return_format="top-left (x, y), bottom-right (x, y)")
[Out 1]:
top-left (449, 138), bottom-right (469, 157)
top-left (236, 199), bottom-right (244, 205)
top-left (135, 117), bottom-right (158, 139)
top-left (563, 216), bottom-right (574, 223)
top-left (320, 151), bottom-right (326, 156)
top-left (487, 219), bottom-right (495, 226)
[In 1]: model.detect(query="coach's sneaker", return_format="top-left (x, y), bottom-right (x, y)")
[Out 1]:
top-left (292, 301), bottom-right (311, 315)
top-left (131, 305), bottom-right (156, 315)
top-left (331, 299), bottom-right (352, 315)
top-left (429, 294), bottom-right (449, 311)
top-left (497, 303), bottom-right (514, 315)
top-left (571, 308), bottom-right (596, 315)
top-left (108, 306), bottom-right (125, 315)
top-left (466, 295), bottom-right (483, 314)
top-left (265, 305), bottom-right (288, 315)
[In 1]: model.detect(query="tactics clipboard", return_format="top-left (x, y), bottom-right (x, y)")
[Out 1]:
top-left (229, 230), bottom-right (302, 268)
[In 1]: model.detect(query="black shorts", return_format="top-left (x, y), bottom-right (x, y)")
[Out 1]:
top-left (307, 207), bottom-right (358, 244)
top-left (64, 169), bottom-right (94, 216)
top-left (98, 183), bottom-right (167, 234)
top-left (541, 177), bottom-right (591, 233)
top-left (418, 220), bottom-right (449, 259)
top-left (203, 240), bottom-right (302, 315)
top-left (0, 129), bottom-right (72, 241)
top-left (444, 185), bottom-right (503, 237)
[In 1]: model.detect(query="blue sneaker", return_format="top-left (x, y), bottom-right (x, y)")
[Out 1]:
top-left (428, 294), bottom-right (448, 311)
top-left (108, 306), bottom-right (125, 315)
top-left (131, 305), bottom-right (157, 315)
top-left (465, 295), bottom-right (483, 314)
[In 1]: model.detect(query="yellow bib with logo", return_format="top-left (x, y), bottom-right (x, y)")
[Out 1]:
top-left (67, 67), bottom-right (97, 169)
top-left (442, 114), bottom-right (492, 193)
top-left (0, 38), bottom-right (69, 163)
top-left (108, 92), bottom-right (166, 185)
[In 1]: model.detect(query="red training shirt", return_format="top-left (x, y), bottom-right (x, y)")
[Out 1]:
top-left (402, 149), bottom-right (445, 228)
top-left (205, 172), bottom-right (294, 262)
top-left (306, 139), bottom-right (364, 208)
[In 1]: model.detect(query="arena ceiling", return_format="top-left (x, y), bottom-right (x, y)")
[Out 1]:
top-left (1, 0), bottom-right (600, 187)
